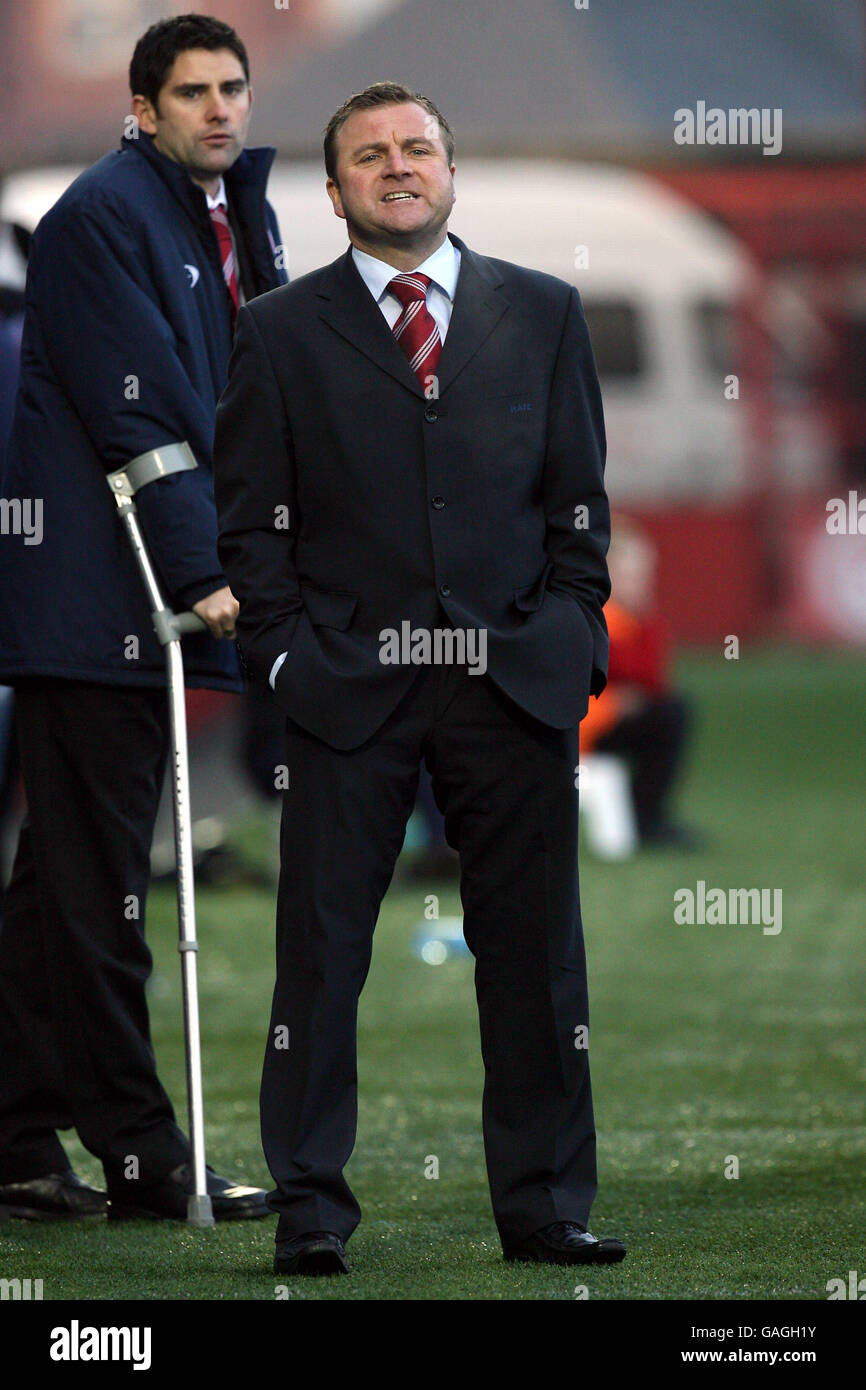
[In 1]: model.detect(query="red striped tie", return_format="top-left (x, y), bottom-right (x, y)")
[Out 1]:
top-left (209, 205), bottom-right (239, 328)
top-left (388, 273), bottom-right (442, 386)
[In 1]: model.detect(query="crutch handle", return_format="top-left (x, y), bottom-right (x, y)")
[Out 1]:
top-left (173, 611), bottom-right (209, 636)
top-left (152, 608), bottom-right (208, 645)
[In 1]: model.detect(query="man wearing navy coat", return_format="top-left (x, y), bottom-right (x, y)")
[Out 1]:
top-left (214, 83), bottom-right (627, 1273)
top-left (0, 15), bottom-right (284, 1221)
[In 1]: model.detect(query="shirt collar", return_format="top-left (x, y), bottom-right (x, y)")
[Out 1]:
top-left (205, 177), bottom-right (228, 211)
top-left (352, 234), bottom-right (460, 304)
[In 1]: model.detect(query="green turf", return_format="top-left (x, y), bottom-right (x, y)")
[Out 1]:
top-left (2, 646), bottom-right (864, 1300)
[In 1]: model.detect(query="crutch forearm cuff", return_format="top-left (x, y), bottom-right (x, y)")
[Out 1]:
top-left (107, 441), bottom-right (198, 498)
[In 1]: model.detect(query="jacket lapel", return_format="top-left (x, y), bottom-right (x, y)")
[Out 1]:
top-left (316, 249), bottom-right (425, 396)
top-left (435, 234), bottom-right (508, 393)
top-left (315, 233), bottom-right (509, 397)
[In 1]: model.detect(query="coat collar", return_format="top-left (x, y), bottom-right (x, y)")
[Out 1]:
top-left (120, 129), bottom-right (276, 228)
top-left (315, 232), bottom-right (509, 397)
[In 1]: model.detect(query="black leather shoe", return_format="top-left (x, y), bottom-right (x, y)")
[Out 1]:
top-left (273, 1231), bottom-right (350, 1277)
top-left (503, 1221), bottom-right (627, 1265)
top-left (0, 1170), bottom-right (108, 1221)
top-left (108, 1163), bottom-right (270, 1221)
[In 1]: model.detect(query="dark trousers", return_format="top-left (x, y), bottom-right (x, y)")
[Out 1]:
top-left (414, 764), bottom-right (448, 848)
top-left (0, 683), bottom-right (189, 1186)
top-left (262, 660), bottom-right (597, 1247)
top-left (596, 693), bottom-right (689, 835)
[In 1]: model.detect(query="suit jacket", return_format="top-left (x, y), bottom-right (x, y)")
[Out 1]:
top-left (213, 232), bottom-right (611, 750)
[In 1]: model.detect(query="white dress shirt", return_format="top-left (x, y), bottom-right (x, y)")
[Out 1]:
top-left (205, 176), bottom-right (227, 212)
top-left (350, 235), bottom-right (460, 341)
top-left (268, 236), bottom-right (462, 689)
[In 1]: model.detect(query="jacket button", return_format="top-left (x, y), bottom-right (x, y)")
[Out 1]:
top-left (432, 496), bottom-right (445, 510)
top-left (424, 407), bottom-right (438, 422)
top-left (439, 583), bottom-right (451, 597)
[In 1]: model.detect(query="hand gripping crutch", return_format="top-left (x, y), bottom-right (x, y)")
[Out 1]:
top-left (107, 442), bottom-right (214, 1228)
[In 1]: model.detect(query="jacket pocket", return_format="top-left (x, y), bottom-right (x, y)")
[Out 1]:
top-left (513, 561), bottom-right (553, 614)
top-left (299, 582), bottom-right (358, 630)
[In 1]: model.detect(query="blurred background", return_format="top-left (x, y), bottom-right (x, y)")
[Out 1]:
top-left (1, 0), bottom-right (865, 869)
top-left (4, 0), bottom-right (865, 876)
top-left (2, 0), bottom-right (865, 627)
top-left (0, 0), bottom-right (864, 1300)
top-left (1, 0), bottom-right (864, 867)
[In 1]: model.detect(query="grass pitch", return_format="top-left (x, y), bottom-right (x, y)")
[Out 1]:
top-left (2, 647), bottom-right (864, 1300)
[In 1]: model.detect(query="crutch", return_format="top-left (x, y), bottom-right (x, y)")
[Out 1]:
top-left (106, 442), bottom-right (214, 1228)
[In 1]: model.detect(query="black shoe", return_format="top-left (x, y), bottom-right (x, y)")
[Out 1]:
top-left (273, 1231), bottom-right (350, 1277)
top-left (503, 1221), bottom-right (627, 1265)
top-left (0, 1169), bottom-right (108, 1221)
top-left (108, 1163), bottom-right (270, 1221)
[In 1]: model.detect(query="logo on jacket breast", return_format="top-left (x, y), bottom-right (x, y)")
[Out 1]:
top-left (184, 264), bottom-right (200, 288)
top-left (509, 401), bottom-right (532, 413)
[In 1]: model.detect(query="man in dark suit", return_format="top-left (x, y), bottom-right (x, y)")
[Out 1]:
top-left (213, 82), bottom-right (626, 1275)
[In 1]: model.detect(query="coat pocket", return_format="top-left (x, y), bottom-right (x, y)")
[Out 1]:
top-left (299, 582), bottom-right (358, 630)
top-left (512, 561), bottom-right (553, 613)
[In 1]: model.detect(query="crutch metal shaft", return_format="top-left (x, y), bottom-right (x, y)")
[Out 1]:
top-left (107, 445), bottom-right (214, 1228)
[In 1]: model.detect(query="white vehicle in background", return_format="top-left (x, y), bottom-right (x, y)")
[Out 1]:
top-left (257, 160), bottom-right (831, 504)
top-left (2, 159), bottom-right (830, 505)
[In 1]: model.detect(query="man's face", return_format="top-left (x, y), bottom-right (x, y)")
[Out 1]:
top-left (132, 48), bottom-right (252, 189)
top-left (326, 102), bottom-right (455, 255)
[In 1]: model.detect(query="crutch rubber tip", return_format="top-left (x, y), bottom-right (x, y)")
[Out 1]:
top-left (187, 1194), bottom-right (216, 1227)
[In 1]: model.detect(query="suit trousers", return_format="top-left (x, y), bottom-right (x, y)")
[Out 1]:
top-left (262, 656), bottom-right (597, 1246)
top-left (0, 682), bottom-right (189, 1185)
